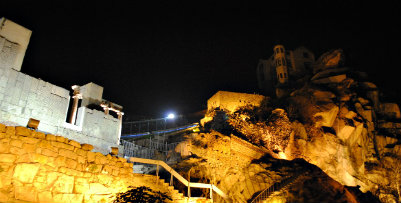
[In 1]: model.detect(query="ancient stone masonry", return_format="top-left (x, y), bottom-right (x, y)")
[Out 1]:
top-left (206, 91), bottom-right (266, 113)
top-left (0, 123), bottom-right (184, 203)
top-left (0, 18), bottom-right (123, 154)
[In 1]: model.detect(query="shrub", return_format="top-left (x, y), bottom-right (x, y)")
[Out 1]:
top-left (114, 186), bottom-right (172, 203)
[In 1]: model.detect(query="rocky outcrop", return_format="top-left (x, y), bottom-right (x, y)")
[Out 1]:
top-left (199, 49), bottom-right (401, 202)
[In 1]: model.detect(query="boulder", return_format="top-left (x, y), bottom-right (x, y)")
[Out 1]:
top-left (334, 118), bottom-right (356, 141)
top-left (313, 103), bottom-right (339, 127)
top-left (360, 82), bottom-right (378, 90)
top-left (355, 103), bottom-right (373, 122)
top-left (358, 97), bottom-right (370, 106)
top-left (312, 89), bottom-right (336, 102)
top-left (380, 103), bottom-right (401, 119)
top-left (311, 67), bottom-right (349, 81)
top-left (313, 49), bottom-right (345, 73)
top-left (312, 74), bottom-right (347, 84)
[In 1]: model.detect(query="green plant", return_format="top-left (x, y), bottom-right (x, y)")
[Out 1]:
top-left (114, 186), bottom-right (172, 203)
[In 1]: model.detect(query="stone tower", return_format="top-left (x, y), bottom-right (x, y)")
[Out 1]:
top-left (273, 45), bottom-right (289, 84)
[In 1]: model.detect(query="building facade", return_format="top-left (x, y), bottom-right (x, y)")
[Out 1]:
top-left (0, 18), bottom-right (123, 154)
top-left (257, 45), bottom-right (315, 96)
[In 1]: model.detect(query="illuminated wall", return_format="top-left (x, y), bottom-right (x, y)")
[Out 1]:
top-left (207, 91), bottom-right (266, 113)
top-left (0, 17), bottom-right (122, 154)
top-left (0, 124), bottom-right (171, 203)
top-left (0, 18), bottom-right (32, 71)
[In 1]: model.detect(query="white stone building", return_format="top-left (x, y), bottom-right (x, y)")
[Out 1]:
top-left (0, 17), bottom-right (123, 154)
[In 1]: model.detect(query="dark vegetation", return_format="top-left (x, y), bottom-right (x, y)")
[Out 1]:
top-left (113, 186), bottom-right (172, 203)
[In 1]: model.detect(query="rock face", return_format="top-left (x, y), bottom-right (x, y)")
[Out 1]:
top-left (198, 49), bottom-right (401, 202)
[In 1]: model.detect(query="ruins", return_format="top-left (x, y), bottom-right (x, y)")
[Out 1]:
top-left (0, 18), bottom-right (123, 155)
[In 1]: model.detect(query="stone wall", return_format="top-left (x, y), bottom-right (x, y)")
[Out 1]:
top-left (0, 18), bottom-right (32, 72)
top-left (0, 68), bottom-right (70, 132)
top-left (207, 91), bottom-right (266, 113)
top-left (0, 68), bottom-right (122, 154)
top-left (230, 135), bottom-right (267, 160)
top-left (0, 18), bottom-right (123, 154)
top-left (0, 36), bottom-right (18, 70)
top-left (0, 124), bottom-right (166, 203)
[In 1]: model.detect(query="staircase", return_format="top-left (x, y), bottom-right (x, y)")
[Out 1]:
top-left (250, 170), bottom-right (309, 203)
top-left (149, 176), bottom-right (212, 203)
top-left (130, 157), bottom-right (228, 203)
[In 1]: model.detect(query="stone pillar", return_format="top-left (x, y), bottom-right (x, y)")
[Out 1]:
top-left (69, 85), bottom-right (82, 124)
top-left (116, 111), bottom-right (124, 145)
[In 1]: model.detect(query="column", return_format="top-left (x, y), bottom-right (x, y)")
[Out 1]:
top-left (68, 85), bottom-right (82, 124)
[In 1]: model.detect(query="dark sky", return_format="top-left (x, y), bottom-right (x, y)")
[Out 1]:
top-left (1, 1), bottom-right (400, 119)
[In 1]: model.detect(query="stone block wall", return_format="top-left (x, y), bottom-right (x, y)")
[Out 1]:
top-left (77, 107), bottom-right (120, 145)
top-left (0, 36), bottom-right (18, 70)
top-left (0, 68), bottom-right (122, 154)
top-left (207, 91), bottom-right (266, 113)
top-left (0, 124), bottom-right (162, 203)
top-left (0, 68), bottom-right (70, 133)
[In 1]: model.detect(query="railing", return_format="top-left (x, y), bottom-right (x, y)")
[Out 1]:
top-left (129, 157), bottom-right (229, 201)
top-left (250, 170), bottom-right (308, 203)
top-left (122, 140), bottom-right (155, 159)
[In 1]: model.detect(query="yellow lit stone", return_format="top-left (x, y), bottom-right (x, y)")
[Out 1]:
top-left (0, 153), bottom-right (17, 162)
top-left (20, 136), bottom-right (40, 144)
top-left (34, 131), bottom-right (46, 139)
top-left (65, 158), bottom-right (78, 169)
top-left (52, 173), bottom-right (74, 193)
top-left (13, 163), bottom-right (40, 183)
top-left (87, 151), bottom-right (96, 162)
top-left (0, 142), bottom-right (10, 153)
top-left (88, 183), bottom-right (111, 194)
top-left (41, 148), bottom-right (59, 157)
top-left (0, 132), bottom-right (6, 138)
top-left (53, 194), bottom-right (83, 203)
top-left (14, 186), bottom-right (37, 202)
top-left (37, 191), bottom-right (53, 203)
top-left (75, 148), bottom-right (87, 157)
top-left (15, 126), bottom-right (31, 137)
top-left (81, 143), bottom-right (94, 151)
top-left (22, 143), bottom-right (36, 153)
top-left (59, 148), bottom-right (78, 160)
top-left (0, 123), bottom-right (6, 133)
top-left (69, 140), bottom-right (81, 148)
top-left (10, 139), bottom-right (23, 148)
top-left (55, 135), bottom-right (67, 143)
top-left (10, 147), bottom-right (26, 155)
top-left (51, 141), bottom-right (74, 151)
top-left (74, 177), bottom-right (89, 193)
top-left (5, 126), bottom-right (15, 136)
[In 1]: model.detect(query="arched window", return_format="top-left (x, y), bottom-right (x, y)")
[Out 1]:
top-left (280, 73), bottom-right (283, 78)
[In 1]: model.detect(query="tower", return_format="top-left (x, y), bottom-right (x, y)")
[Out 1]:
top-left (273, 45), bottom-right (289, 84)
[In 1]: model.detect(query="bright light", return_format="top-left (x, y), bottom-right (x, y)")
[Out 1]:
top-left (166, 113), bottom-right (175, 119)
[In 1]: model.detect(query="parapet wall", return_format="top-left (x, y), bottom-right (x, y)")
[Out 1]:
top-left (207, 91), bottom-right (266, 113)
top-left (0, 124), bottom-right (160, 203)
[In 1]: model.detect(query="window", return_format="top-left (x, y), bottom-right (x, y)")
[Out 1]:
top-left (284, 73), bottom-right (287, 78)
top-left (303, 52), bottom-right (309, 58)
top-left (280, 73), bottom-right (283, 78)
top-left (280, 48), bottom-right (284, 53)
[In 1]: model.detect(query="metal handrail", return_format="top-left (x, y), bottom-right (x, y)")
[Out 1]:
top-left (129, 157), bottom-right (229, 201)
top-left (250, 170), bottom-right (308, 203)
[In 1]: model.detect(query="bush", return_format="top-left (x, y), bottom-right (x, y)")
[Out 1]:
top-left (114, 186), bottom-right (172, 203)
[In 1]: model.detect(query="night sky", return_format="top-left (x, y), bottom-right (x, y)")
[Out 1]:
top-left (1, 1), bottom-right (400, 119)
